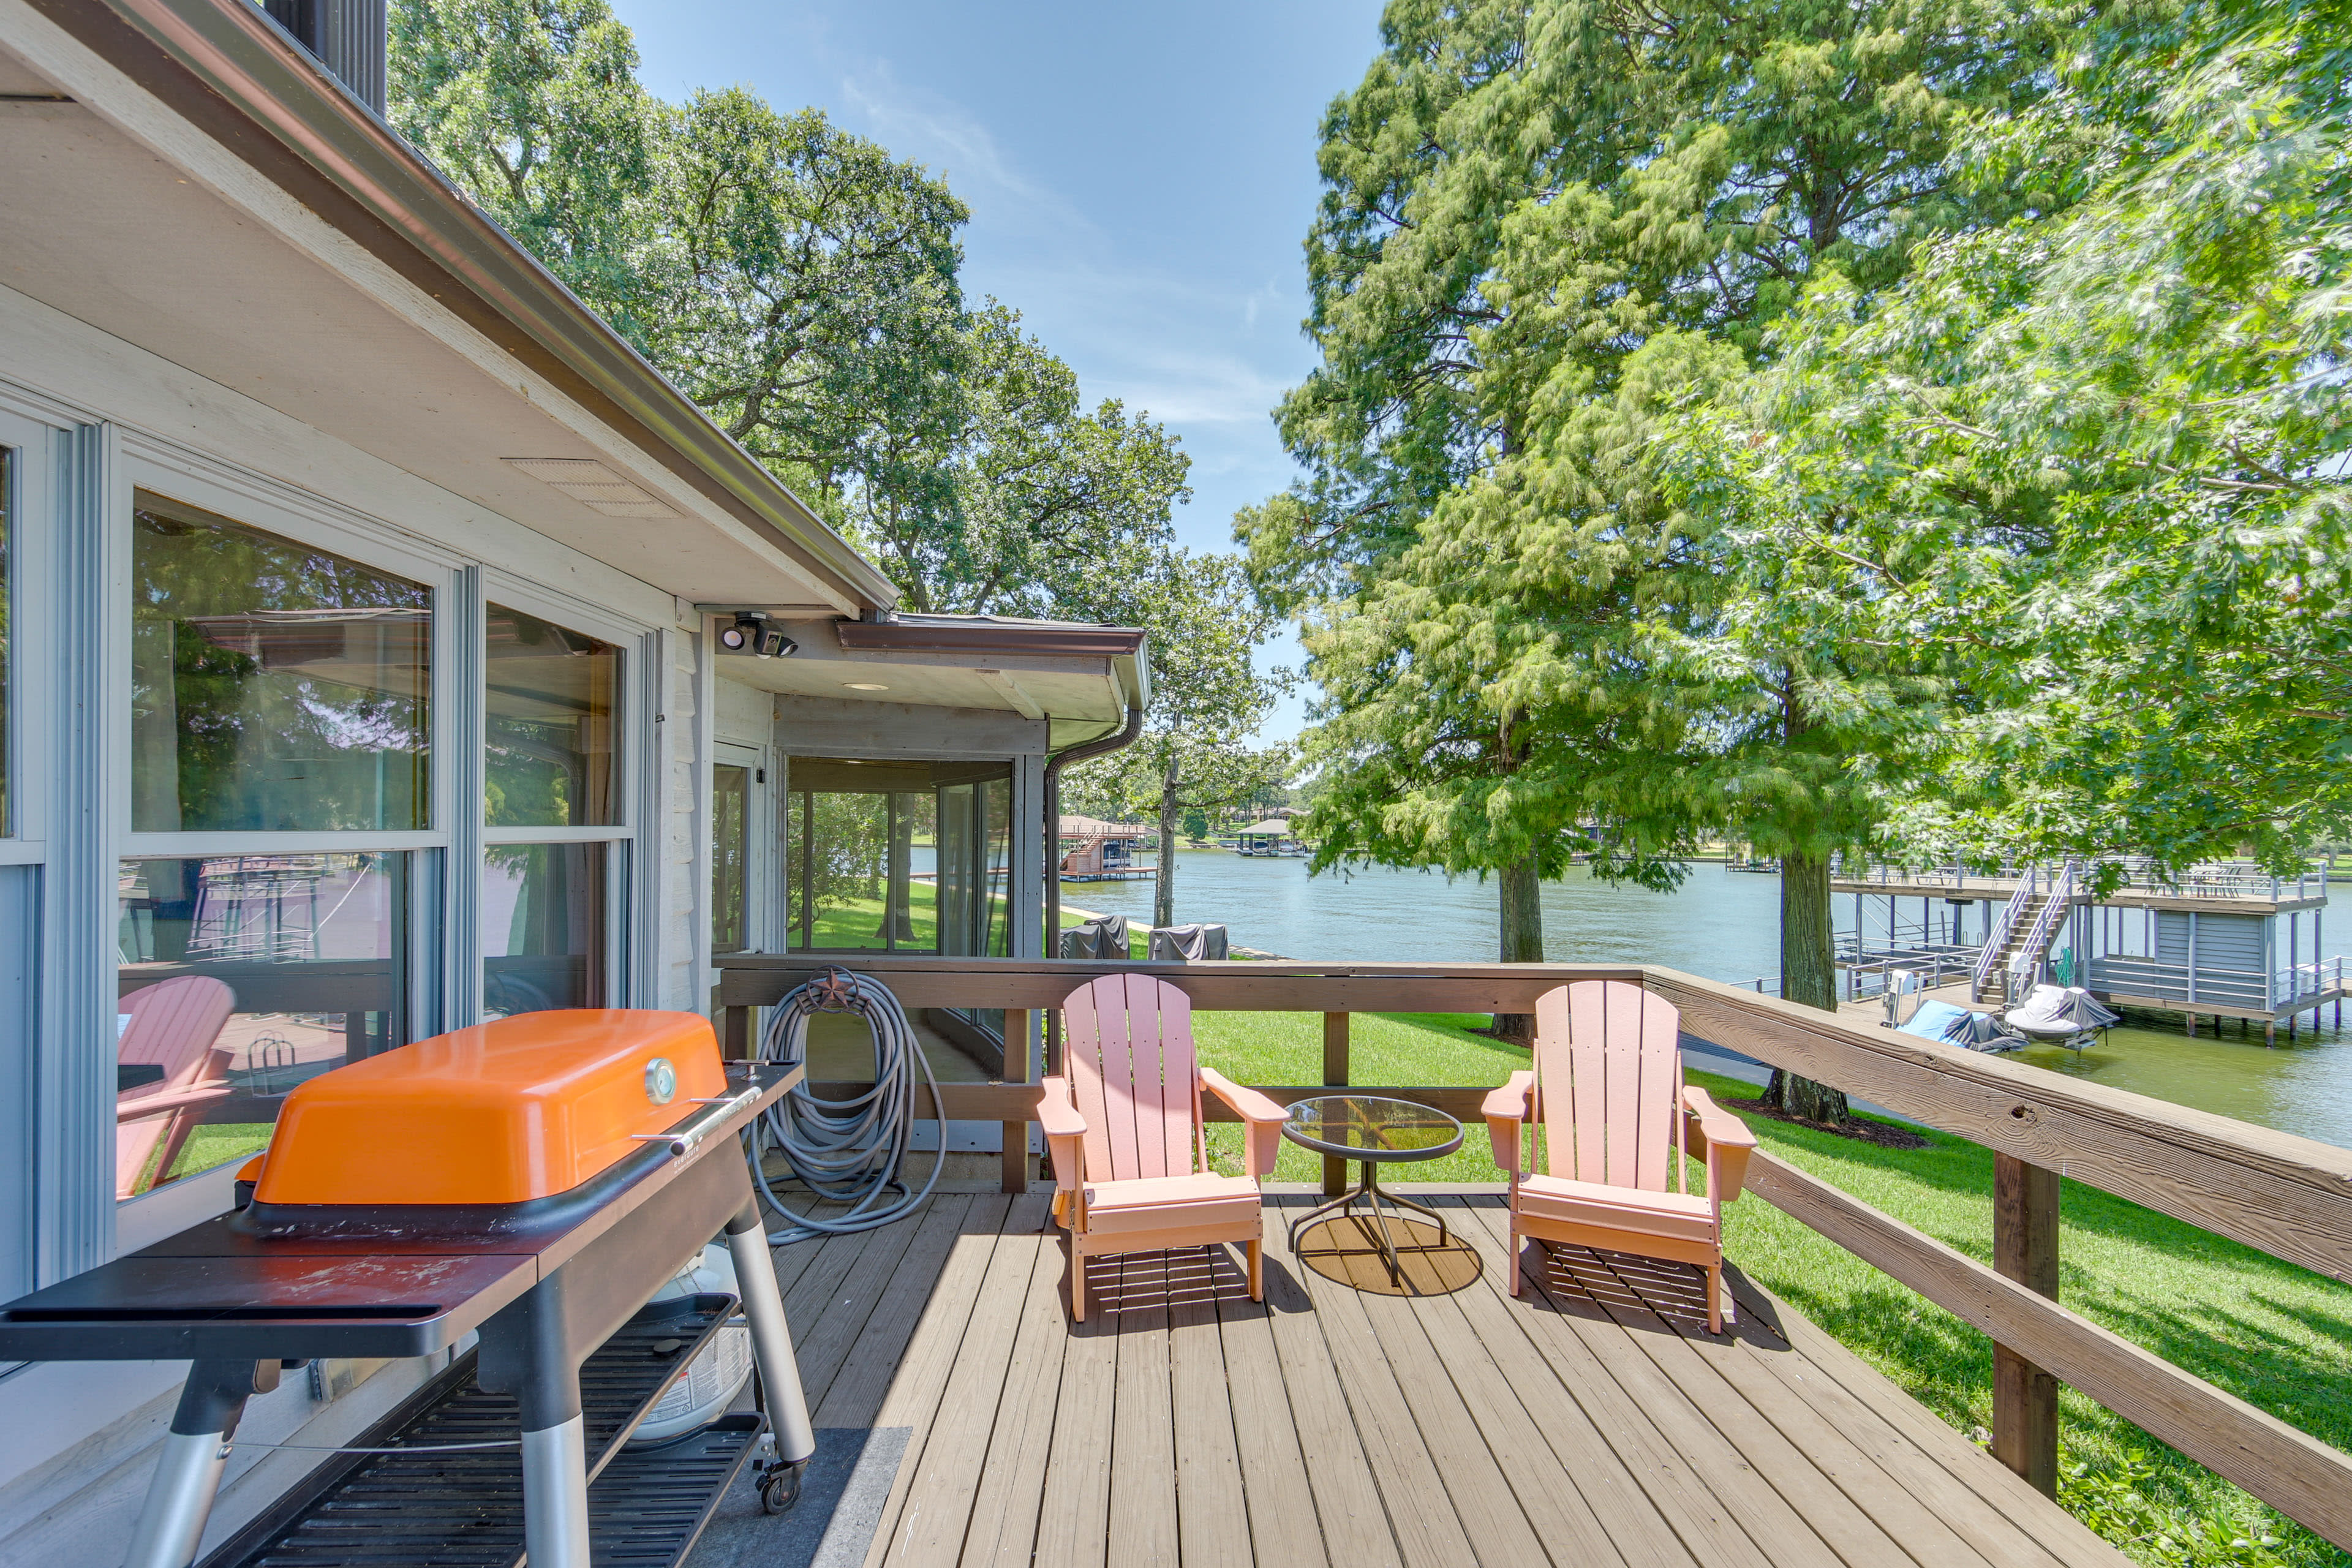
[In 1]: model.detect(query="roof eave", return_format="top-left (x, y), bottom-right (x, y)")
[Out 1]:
top-left (34, 0), bottom-right (900, 612)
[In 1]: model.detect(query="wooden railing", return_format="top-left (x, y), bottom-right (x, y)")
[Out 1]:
top-left (715, 954), bottom-right (2352, 1550)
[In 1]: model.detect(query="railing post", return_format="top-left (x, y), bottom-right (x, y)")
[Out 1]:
top-left (1003, 1008), bottom-right (1033, 1194)
top-left (723, 1003), bottom-right (751, 1061)
top-left (1993, 1153), bottom-right (2061, 1496)
top-left (1322, 1012), bottom-right (1349, 1196)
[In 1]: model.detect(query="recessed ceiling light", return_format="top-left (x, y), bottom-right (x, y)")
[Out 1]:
top-left (845, 682), bottom-right (890, 692)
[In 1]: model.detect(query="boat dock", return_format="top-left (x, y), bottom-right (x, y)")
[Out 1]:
top-left (1833, 859), bottom-right (2346, 1040)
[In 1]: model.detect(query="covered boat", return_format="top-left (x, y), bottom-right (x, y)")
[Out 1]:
top-left (1898, 999), bottom-right (2030, 1054)
top-left (2004, 984), bottom-right (2122, 1050)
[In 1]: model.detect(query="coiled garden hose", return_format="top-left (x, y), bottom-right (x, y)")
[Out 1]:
top-left (748, 967), bottom-right (947, 1245)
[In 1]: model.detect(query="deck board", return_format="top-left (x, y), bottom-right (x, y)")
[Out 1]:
top-left (959, 1215), bottom-right (1074, 1567)
top-left (704, 1189), bottom-right (2130, 1568)
top-left (1167, 1257), bottom-right (1254, 1566)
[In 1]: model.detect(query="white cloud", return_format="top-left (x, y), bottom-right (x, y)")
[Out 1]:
top-left (835, 66), bottom-right (1101, 244)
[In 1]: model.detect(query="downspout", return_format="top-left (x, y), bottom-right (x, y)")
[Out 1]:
top-left (1041, 704), bottom-right (1145, 1070)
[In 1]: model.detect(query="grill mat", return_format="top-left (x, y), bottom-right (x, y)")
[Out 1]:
top-left (202, 1294), bottom-right (763, 1568)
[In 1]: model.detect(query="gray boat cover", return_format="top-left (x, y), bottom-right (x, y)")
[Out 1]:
top-left (1060, 914), bottom-right (1129, 960)
top-left (1899, 1000), bottom-right (2030, 1052)
top-left (2005, 984), bottom-right (2122, 1035)
top-left (1148, 923), bottom-right (1230, 962)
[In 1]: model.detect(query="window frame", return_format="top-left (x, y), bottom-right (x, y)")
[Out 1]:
top-left (113, 457), bottom-right (459, 1197)
top-left (98, 456), bottom-right (666, 1190)
top-left (0, 404), bottom-right (55, 1305)
top-left (0, 405), bottom-right (53, 864)
top-left (475, 572), bottom-right (658, 1017)
top-left (710, 741), bottom-right (769, 957)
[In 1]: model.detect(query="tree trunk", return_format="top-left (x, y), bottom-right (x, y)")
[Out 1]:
top-left (1155, 754), bottom-right (1182, 930)
top-left (1493, 852), bottom-right (1545, 1041)
top-left (1765, 850), bottom-right (1850, 1125)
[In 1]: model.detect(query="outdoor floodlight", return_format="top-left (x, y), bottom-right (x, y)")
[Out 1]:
top-left (719, 612), bottom-right (796, 658)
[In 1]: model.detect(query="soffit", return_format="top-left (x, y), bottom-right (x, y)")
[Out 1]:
top-left (718, 619), bottom-right (1134, 730)
top-left (0, 38), bottom-right (846, 611)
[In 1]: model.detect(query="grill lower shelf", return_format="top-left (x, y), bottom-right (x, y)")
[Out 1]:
top-left (202, 1294), bottom-right (764, 1568)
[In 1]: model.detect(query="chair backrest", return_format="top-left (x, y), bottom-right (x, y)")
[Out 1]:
top-left (1530, 980), bottom-right (1685, 1194)
top-left (1060, 974), bottom-right (1205, 1182)
top-left (118, 976), bottom-right (237, 1091)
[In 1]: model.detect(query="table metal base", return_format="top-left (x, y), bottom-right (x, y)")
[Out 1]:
top-left (1287, 1164), bottom-right (1451, 1281)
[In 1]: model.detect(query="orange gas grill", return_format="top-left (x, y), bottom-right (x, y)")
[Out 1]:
top-left (0, 1010), bottom-right (813, 1568)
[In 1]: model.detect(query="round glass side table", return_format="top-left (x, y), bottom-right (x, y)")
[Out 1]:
top-left (1281, 1095), bottom-right (1464, 1281)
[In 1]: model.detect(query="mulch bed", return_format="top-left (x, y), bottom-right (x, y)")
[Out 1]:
top-left (1724, 1097), bottom-right (1934, 1150)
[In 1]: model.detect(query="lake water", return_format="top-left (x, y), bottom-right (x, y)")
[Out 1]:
top-left (1065, 849), bottom-right (2352, 1150)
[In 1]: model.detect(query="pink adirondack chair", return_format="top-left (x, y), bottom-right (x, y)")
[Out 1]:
top-left (116, 976), bottom-right (238, 1199)
top-left (1483, 979), bottom-right (1758, 1331)
top-left (1039, 974), bottom-right (1289, 1321)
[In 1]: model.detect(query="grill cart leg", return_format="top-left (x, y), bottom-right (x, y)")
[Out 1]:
top-left (478, 1270), bottom-right (595, 1568)
top-left (513, 1327), bottom-right (593, 1568)
top-left (726, 1202), bottom-right (815, 1511)
top-left (124, 1359), bottom-right (280, 1568)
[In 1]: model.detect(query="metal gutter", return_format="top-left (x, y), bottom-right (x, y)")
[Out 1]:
top-left (833, 620), bottom-right (1148, 658)
top-left (1041, 702), bottom-right (1146, 1071)
top-left (28, 0), bottom-right (900, 612)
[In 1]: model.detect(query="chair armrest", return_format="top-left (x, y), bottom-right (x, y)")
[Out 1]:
top-left (1199, 1068), bottom-right (1287, 1179)
top-left (1682, 1084), bottom-right (1757, 1202)
top-left (1037, 1077), bottom-right (1086, 1191)
top-left (1481, 1072), bottom-right (1535, 1123)
top-left (1483, 1071), bottom-right (1536, 1176)
top-left (116, 1082), bottom-right (232, 1121)
top-left (1198, 1068), bottom-right (1285, 1123)
top-left (1037, 1077), bottom-right (1087, 1138)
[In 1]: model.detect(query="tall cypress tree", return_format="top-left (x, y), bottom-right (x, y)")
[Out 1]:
top-left (1255, 0), bottom-right (2062, 1065)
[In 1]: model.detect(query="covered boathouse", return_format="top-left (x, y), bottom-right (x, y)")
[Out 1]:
top-left (0, 1), bottom-right (1141, 1556)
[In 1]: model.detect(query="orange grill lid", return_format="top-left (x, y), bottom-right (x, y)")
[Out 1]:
top-left (250, 1010), bottom-right (729, 1207)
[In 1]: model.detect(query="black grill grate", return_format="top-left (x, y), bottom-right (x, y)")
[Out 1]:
top-left (205, 1295), bottom-right (760, 1568)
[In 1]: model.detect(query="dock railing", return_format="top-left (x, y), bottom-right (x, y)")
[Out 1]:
top-left (1973, 868), bottom-right (2038, 997)
top-left (715, 953), bottom-right (2352, 1550)
top-left (1836, 856), bottom-right (2332, 903)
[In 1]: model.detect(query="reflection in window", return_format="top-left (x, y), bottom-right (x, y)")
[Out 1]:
top-left (486, 605), bottom-right (619, 827)
top-left (712, 763), bottom-right (749, 954)
top-left (938, 778), bottom-right (1012, 959)
top-left (116, 853), bottom-right (407, 1196)
top-left (130, 496), bottom-right (429, 833)
top-left (484, 843), bottom-right (608, 1016)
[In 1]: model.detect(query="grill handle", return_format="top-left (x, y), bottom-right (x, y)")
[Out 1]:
top-left (631, 1085), bottom-right (764, 1160)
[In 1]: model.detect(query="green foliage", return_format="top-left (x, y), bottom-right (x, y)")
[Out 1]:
top-left (2061, 1451), bottom-right (2292, 1568)
top-left (851, 304), bottom-right (1193, 617)
top-left (638, 88), bottom-right (969, 522)
top-left (1072, 551), bottom-right (1294, 925)
top-left (1249, 0), bottom-right (2064, 605)
top-left (1683, 0), bottom-right (2352, 873)
top-left (391, 0), bottom-right (655, 324)
top-left (1262, 0), bottom-right (2049, 997)
top-left (391, 0), bottom-right (1194, 624)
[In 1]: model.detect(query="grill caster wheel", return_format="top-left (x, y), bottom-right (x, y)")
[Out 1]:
top-left (760, 1461), bottom-right (805, 1515)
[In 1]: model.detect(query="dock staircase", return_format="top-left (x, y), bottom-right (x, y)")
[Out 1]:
top-left (1971, 861), bottom-right (2079, 1004)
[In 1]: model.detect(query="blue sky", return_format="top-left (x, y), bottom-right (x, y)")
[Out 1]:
top-left (612, 0), bottom-right (1386, 741)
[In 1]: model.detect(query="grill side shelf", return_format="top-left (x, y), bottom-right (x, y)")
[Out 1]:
top-left (196, 1292), bottom-right (744, 1568)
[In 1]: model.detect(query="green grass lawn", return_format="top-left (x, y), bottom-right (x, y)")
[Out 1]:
top-left (1185, 1008), bottom-right (2351, 1568)
top-left (807, 883), bottom-right (941, 948)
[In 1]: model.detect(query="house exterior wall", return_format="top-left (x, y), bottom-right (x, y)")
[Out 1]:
top-left (0, 282), bottom-right (723, 1561)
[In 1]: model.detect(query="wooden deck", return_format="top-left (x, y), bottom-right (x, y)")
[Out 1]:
top-left (745, 1188), bottom-right (2127, 1568)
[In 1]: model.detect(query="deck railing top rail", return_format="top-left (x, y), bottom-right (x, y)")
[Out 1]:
top-left (715, 952), bottom-right (2352, 1286)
